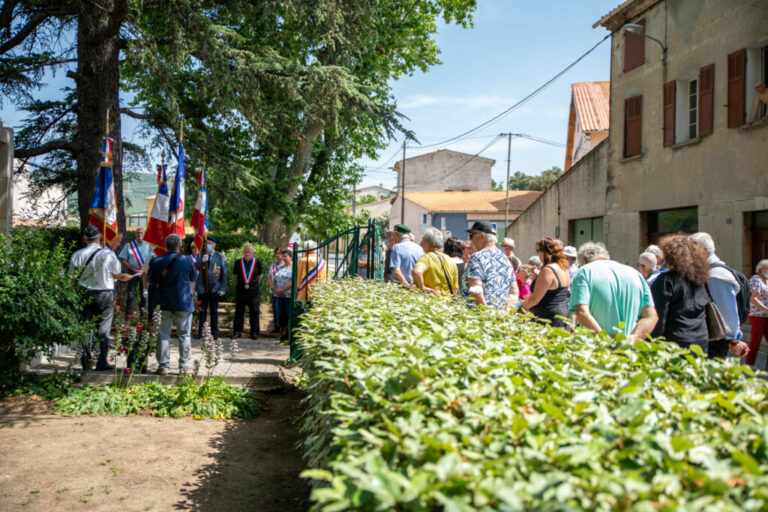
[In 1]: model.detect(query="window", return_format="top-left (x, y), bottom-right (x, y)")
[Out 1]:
top-left (728, 49), bottom-right (746, 128)
top-left (645, 207), bottom-right (698, 245)
top-left (664, 65), bottom-right (714, 146)
top-left (624, 96), bottom-right (643, 157)
top-left (688, 80), bottom-right (698, 139)
top-left (440, 217), bottom-right (446, 230)
top-left (421, 213), bottom-right (429, 225)
top-left (624, 19), bottom-right (645, 72)
top-left (744, 45), bottom-right (768, 123)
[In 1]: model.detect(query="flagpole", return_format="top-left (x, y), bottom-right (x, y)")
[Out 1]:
top-left (201, 151), bottom-right (209, 295)
top-left (103, 109), bottom-right (109, 245)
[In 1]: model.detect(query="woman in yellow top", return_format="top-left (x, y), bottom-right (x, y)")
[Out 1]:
top-left (412, 228), bottom-right (459, 296)
top-left (295, 240), bottom-right (329, 301)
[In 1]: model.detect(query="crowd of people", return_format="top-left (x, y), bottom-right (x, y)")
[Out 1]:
top-left (380, 221), bottom-right (768, 367)
top-left (71, 228), bottom-right (328, 375)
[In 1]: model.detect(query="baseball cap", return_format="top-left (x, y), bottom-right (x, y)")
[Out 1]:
top-left (465, 220), bottom-right (496, 235)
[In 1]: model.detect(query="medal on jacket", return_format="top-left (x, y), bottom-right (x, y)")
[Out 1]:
top-left (241, 258), bottom-right (255, 289)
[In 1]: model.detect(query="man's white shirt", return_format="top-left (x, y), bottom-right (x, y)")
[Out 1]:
top-left (71, 244), bottom-right (121, 290)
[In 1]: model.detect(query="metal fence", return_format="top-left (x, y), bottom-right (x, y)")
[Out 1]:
top-left (288, 219), bottom-right (383, 361)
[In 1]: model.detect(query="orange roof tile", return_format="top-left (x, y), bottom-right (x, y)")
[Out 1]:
top-left (402, 191), bottom-right (542, 213)
top-left (572, 82), bottom-right (610, 132)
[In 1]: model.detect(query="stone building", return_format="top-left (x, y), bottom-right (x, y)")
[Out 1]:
top-left (392, 149), bottom-right (494, 192)
top-left (507, 0), bottom-right (768, 273)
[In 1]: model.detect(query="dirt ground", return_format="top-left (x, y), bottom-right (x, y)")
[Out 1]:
top-left (0, 390), bottom-right (311, 512)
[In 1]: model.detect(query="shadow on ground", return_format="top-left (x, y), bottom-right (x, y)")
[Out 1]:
top-left (174, 389), bottom-right (311, 512)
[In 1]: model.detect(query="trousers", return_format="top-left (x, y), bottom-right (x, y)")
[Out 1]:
top-left (747, 316), bottom-right (768, 366)
top-left (81, 289), bottom-right (114, 368)
top-left (156, 311), bottom-right (193, 371)
top-left (124, 275), bottom-right (147, 316)
top-left (197, 292), bottom-right (220, 336)
top-left (234, 291), bottom-right (260, 335)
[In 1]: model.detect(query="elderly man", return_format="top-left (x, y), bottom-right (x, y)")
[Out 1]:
top-left (637, 252), bottom-right (660, 284)
top-left (389, 224), bottom-right (425, 286)
top-left (296, 240), bottom-right (328, 301)
top-left (569, 242), bottom-right (657, 342)
top-left (563, 246), bottom-right (578, 281)
top-left (412, 228), bottom-right (459, 295)
top-left (644, 244), bottom-right (665, 269)
top-left (233, 244), bottom-right (263, 340)
top-left (501, 237), bottom-right (516, 264)
top-left (71, 225), bottom-right (133, 370)
top-left (195, 235), bottom-right (227, 340)
top-left (689, 232), bottom-right (749, 359)
top-left (748, 82), bottom-right (768, 126)
top-left (148, 234), bottom-right (197, 376)
top-left (462, 221), bottom-right (518, 310)
top-left (119, 227), bottom-right (152, 315)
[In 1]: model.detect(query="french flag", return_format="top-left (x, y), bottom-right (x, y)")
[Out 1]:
top-left (88, 135), bottom-right (119, 245)
top-left (145, 163), bottom-right (170, 256)
top-left (191, 165), bottom-right (208, 253)
top-left (168, 140), bottom-right (185, 238)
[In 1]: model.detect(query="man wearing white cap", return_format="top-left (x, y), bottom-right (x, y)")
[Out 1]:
top-left (563, 246), bottom-right (578, 281)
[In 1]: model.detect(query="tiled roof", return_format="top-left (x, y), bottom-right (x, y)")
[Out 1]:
top-left (402, 191), bottom-right (542, 213)
top-left (572, 82), bottom-right (610, 132)
top-left (594, 0), bottom-right (662, 30)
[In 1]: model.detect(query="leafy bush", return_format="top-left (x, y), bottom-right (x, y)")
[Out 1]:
top-left (183, 232), bottom-right (271, 253)
top-left (0, 373), bottom-right (79, 401)
top-left (0, 230), bottom-right (91, 375)
top-left (54, 376), bottom-right (261, 419)
top-left (299, 280), bottom-right (768, 511)
top-left (10, 225), bottom-right (82, 257)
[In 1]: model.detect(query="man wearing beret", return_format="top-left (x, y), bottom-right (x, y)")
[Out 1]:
top-left (195, 235), bottom-right (227, 340)
top-left (389, 224), bottom-right (425, 286)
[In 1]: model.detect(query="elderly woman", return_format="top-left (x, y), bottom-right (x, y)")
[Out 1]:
top-left (650, 235), bottom-right (710, 352)
top-left (412, 228), bottom-right (459, 295)
top-left (295, 240), bottom-right (328, 301)
top-left (746, 259), bottom-right (768, 366)
top-left (520, 238), bottom-right (571, 327)
top-left (273, 249), bottom-right (293, 340)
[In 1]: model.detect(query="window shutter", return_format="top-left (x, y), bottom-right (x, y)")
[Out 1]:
top-left (727, 50), bottom-right (746, 128)
top-left (624, 19), bottom-right (646, 72)
top-left (699, 64), bottom-right (714, 136)
top-left (663, 81), bottom-right (676, 147)
top-left (624, 96), bottom-right (643, 157)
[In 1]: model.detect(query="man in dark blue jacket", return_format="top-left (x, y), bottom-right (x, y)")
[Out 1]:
top-left (148, 234), bottom-right (197, 376)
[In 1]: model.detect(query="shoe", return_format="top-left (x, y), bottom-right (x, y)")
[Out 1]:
top-left (95, 362), bottom-right (115, 371)
top-left (250, 332), bottom-right (259, 339)
top-left (232, 332), bottom-right (242, 340)
top-left (193, 334), bottom-right (202, 340)
top-left (213, 335), bottom-right (219, 341)
top-left (179, 369), bottom-right (190, 376)
top-left (156, 369), bottom-right (169, 376)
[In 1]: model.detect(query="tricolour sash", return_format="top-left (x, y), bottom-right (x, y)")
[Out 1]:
top-left (129, 241), bottom-right (145, 267)
top-left (241, 258), bottom-right (256, 287)
top-left (297, 258), bottom-right (326, 292)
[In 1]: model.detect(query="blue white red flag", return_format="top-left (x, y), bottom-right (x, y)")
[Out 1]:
top-left (168, 141), bottom-right (185, 238)
top-left (145, 162), bottom-right (170, 255)
top-left (191, 166), bottom-right (209, 252)
top-left (88, 135), bottom-right (119, 245)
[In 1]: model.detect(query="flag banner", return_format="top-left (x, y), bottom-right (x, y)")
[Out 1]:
top-left (191, 166), bottom-right (209, 252)
top-left (88, 135), bottom-right (119, 245)
top-left (168, 140), bottom-right (185, 238)
top-left (145, 163), bottom-right (170, 256)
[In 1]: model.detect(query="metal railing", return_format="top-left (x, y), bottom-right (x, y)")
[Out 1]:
top-left (288, 219), bottom-right (383, 361)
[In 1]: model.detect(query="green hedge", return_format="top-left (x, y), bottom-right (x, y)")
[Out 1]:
top-left (299, 280), bottom-right (768, 511)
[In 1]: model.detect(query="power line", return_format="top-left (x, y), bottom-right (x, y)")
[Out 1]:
top-left (412, 33), bottom-right (612, 150)
top-left (438, 134), bottom-right (505, 182)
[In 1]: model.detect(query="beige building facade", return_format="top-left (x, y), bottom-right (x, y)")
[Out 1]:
top-left (508, 0), bottom-right (768, 272)
top-left (393, 149), bottom-right (494, 192)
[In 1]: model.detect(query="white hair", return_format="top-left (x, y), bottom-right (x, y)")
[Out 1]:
top-left (407, 233), bottom-right (415, 241)
top-left (756, 259), bottom-right (768, 274)
top-left (421, 228), bottom-right (444, 249)
top-left (243, 243), bottom-right (254, 251)
top-left (638, 252), bottom-right (657, 270)
top-left (485, 233), bottom-right (498, 245)
top-left (578, 242), bottom-right (610, 263)
top-left (528, 256), bottom-right (542, 267)
top-left (304, 240), bottom-right (318, 251)
top-left (644, 244), bottom-right (664, 262)
top-left (689, 232), bottom-right (715, 256)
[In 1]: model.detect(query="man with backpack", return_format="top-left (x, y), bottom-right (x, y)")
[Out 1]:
top-left (148, 234), bottom-right (197, 376)
top-left (690, 232), bottom-right (750, 359)
top-left (71, 225), bottom-right (133, 371)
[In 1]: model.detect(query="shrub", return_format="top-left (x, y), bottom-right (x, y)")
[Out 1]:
top-left (299, 280), bottom-right (768, 511)
top-left (0, 230), bottom-right (91, 376)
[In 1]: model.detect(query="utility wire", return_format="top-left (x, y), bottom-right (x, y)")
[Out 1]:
top-left (412, 33), bottom-right (612, 150)
top-left (438, 134), bottom-right (505, 182)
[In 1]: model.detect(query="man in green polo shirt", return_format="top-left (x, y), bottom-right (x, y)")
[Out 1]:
top-left (569, 242), bottom-right (657, 342)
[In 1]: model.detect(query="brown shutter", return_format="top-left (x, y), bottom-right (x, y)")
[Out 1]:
top-left (727, 50), bottom-right (746, 128)
top-left (663, 81), bottom-right (676, 147)
top-left (699, 64), bottom-right (714, 136)
top-left (624, 19), bottom-right (646, 72)
top-left (624, 96), bottom-right (643, 157)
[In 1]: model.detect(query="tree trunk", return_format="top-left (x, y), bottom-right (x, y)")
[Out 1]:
top-left (262, 218), bottom-right (292, 248)
top-left (75, 1), bottom-right (125, 235)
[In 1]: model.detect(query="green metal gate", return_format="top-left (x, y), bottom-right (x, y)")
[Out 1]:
top-left (288, 219), bottom-right (383, 361)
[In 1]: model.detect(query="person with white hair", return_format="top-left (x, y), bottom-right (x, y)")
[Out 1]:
top-left (688, 232), bottom-right (749, 359)
top-left (637, 252), bottom-right (659, 283)
top-left (295, 239), bottom-right (328, 301)
top-left (528, 255), bottom-right (542, 278)
top-left (462, 221), bottom-right (518, 310)
top-left (232, 243), bottom-right (263, 339)
top-left (563, 245), bottom-right (578, 281)
top-left (389, 224), bottom-right (424, 286)
top-left (747, 259), bottom-right (768, 366)
top-left (412, 228), bottom-right (458, 295)
top-left (569, 242), bottom-right (657, 341)
top-left (644, 244), bottom-right (665, 269)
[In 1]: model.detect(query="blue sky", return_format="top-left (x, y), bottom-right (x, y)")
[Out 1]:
top-left (1, 0), bottom-right (621, 191)
top-left (360, 0), bottom-right (620, 190)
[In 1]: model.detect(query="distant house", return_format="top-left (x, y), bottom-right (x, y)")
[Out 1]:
top-left (12, 160), bottom-right (67, 226)
top-left (390, 190), bottom-right (541, 241)
top-left (393, 149), bottom-right (495, 192)
top-left (347, 197), bottom-right (391, 222)
top-left (354, 184), bottom-right (394, 202)
top-left (564, 81), bottom-right (610, 171)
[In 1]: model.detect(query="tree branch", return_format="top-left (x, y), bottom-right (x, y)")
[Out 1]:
top-left (86, 0), bottom-right (128, 46)
top-left (0, 12), bottom-right (45, 55)
top-left (0, 0), bottom-right (19, 35)
top-left (15, 140), bottom-right (76, 159)
top-left (119, 107), bottom-right (155, 120)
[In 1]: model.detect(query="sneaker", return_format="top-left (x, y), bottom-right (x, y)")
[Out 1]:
top-left (156, 369), bottom-right (169, 376)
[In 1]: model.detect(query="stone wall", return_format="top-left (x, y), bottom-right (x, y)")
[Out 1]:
top-left (393, 150), bottom-right (493, 192)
